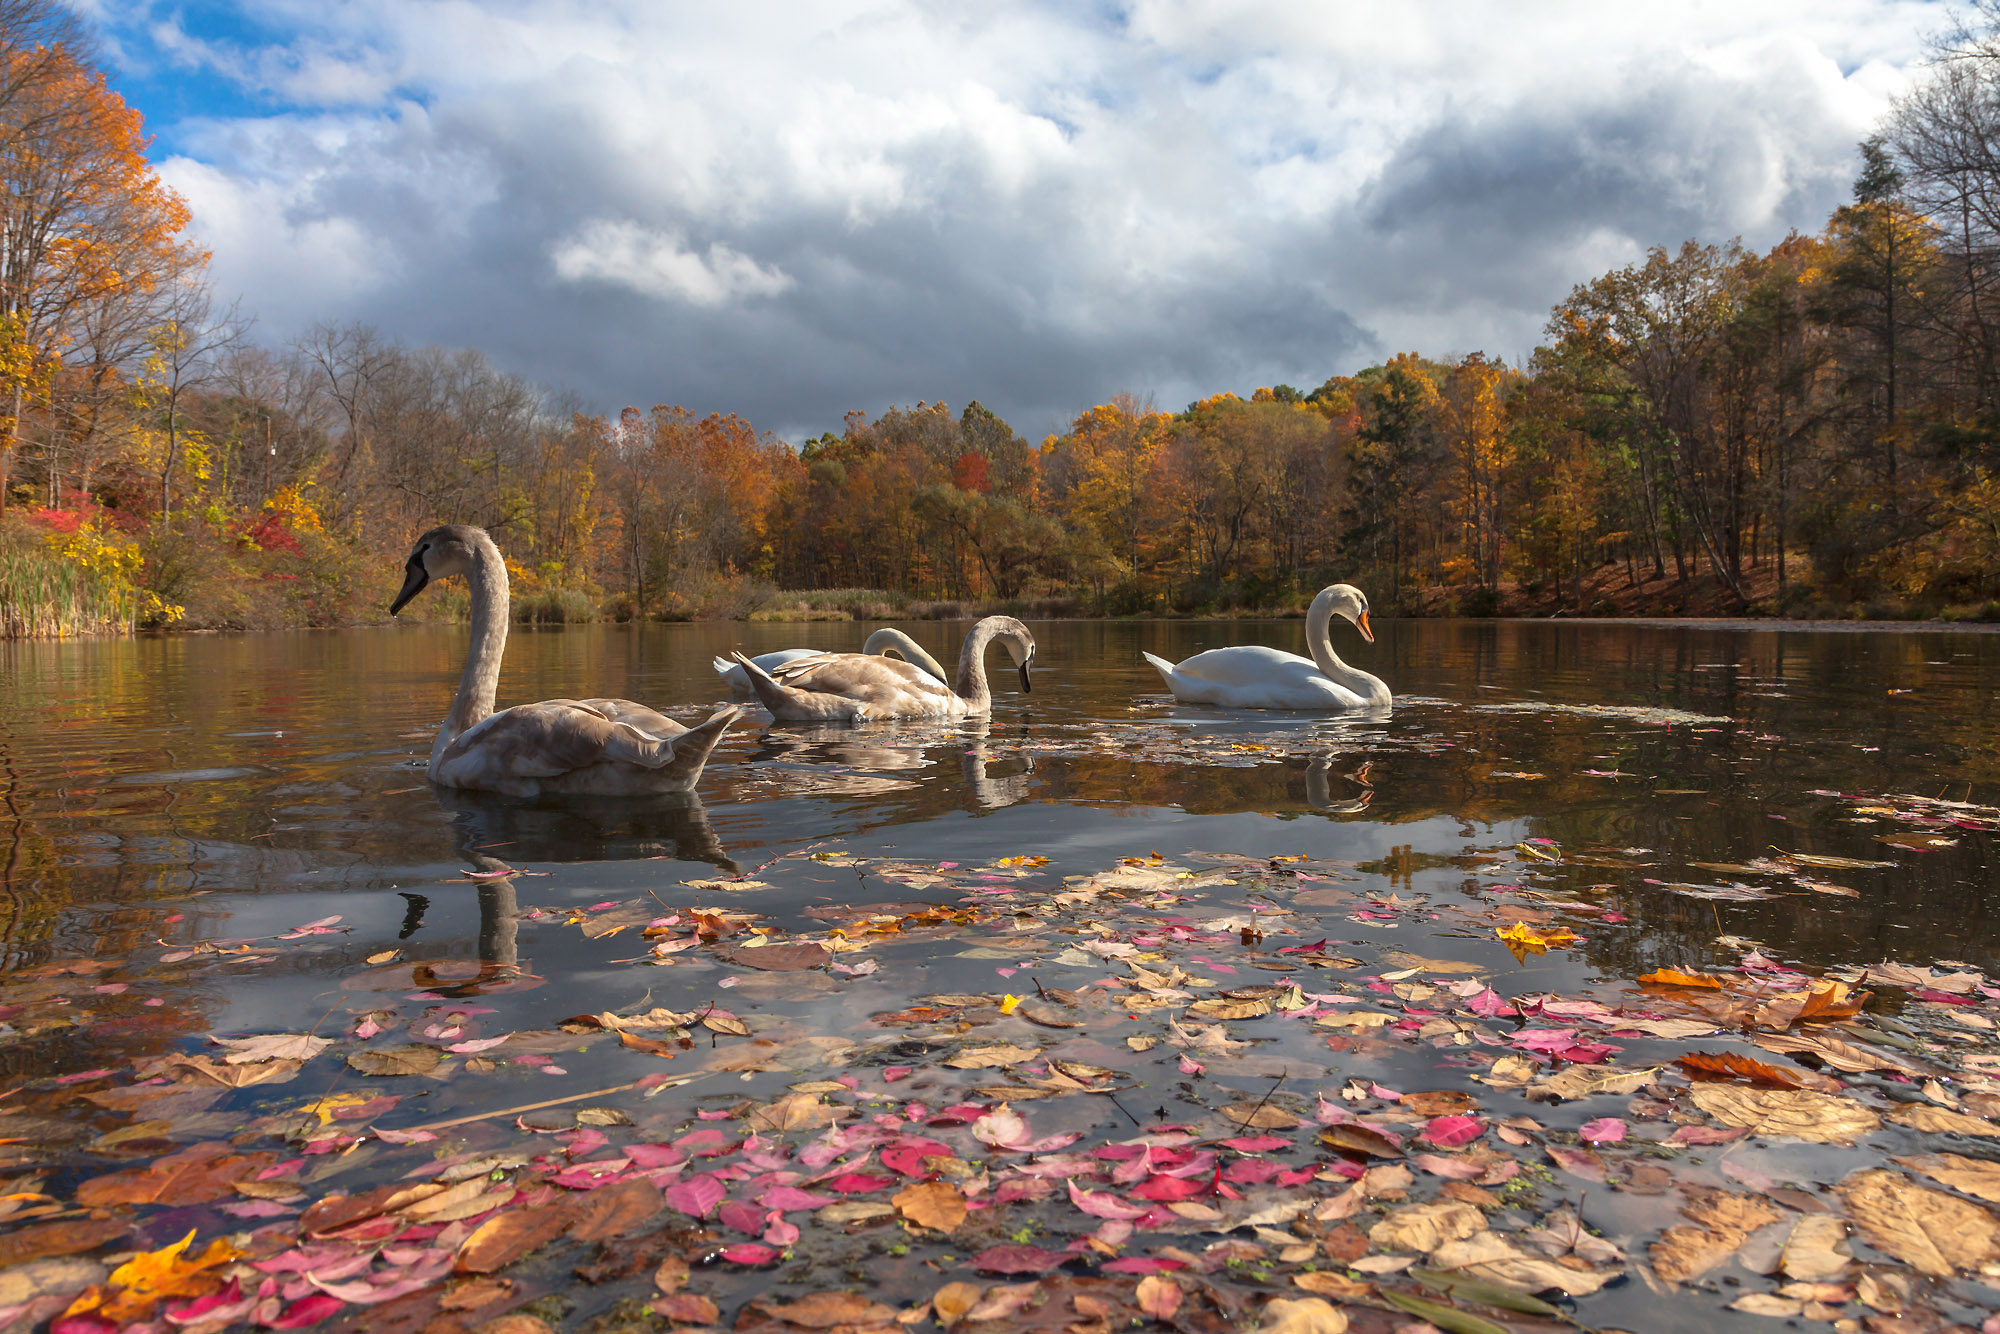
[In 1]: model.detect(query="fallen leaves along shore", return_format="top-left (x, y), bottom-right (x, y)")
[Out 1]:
top-left (4, 844), bottom-right (2000, 1333)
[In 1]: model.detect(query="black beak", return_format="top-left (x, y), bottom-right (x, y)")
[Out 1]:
top-left (1018, 656), bottom-right (1034, 694)
top-left (390, 558), bottom-right (429, 616)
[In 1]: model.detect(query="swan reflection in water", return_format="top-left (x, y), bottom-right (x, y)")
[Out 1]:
top-left (1306, 756), bottom-right (1375, 814)
top-left (744, 719), bottom-right (1035, 810)
top-left (407, 787), bottom-right (737, 969)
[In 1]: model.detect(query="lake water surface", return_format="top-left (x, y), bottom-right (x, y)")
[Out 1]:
top-left (2, 618), bottom-right (1999, 1332)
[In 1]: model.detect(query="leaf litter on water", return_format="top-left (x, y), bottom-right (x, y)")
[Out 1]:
top-left (1, 836), bottom-right (1999, 1333)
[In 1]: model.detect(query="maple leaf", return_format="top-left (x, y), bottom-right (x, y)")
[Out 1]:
top-left (65, 1229), bottom-right (240, 1323)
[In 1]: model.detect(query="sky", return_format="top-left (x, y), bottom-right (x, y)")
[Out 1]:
top-left (83, 0), bottom-right (1942, 442)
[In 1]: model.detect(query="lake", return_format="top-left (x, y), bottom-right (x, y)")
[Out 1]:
top-left (1, 618), bottom-right (1997, 1333)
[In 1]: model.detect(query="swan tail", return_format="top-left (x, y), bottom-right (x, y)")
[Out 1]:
top-left (1141, 651), bottom-right (1178, 686)
top-left (711, 655), bottom-right (733, 676)
top-left (668, 703), bottom-right (742, 780)
top-left (730, 650), bottom-right (796, 716)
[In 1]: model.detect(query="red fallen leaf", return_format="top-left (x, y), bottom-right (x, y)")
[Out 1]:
top-left (1674, 1051), bottom-right (1805, 1088)
top-left (1420, 1115), bottom-right (1484, 1147)
top-left (270, 1293), bottom-right (346, 1329)
top-left (1131, 1174), bottom-right (1210, 1202)
top-left (717, 1199), bottom-right (766, 1235)
top-left (819, 1172), bottom-right (896, 1194)
top-left (719, 1243), bottom-right (780, 1264)
top-left (565, 1177), bottom-right (664, 1244)
top-left (1100, 1257), bottom-right (1188, 1274)
top-left (1219, 1136), bottom-right (1291, 1152)
top-left (75, 1142), bottom-right (275, 1207)
top-left (1544, 1145), bottom-right (1606, 1182)
top-left (664, 1175), bottom-right (725, 1218)
top-left (971, 1245), bottom-right (1073, 1275)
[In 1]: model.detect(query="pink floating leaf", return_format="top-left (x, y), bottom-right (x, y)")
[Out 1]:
top-left (719, 1243), bottom-right (780, 1264)
top-left (665, 1174), bottom-right (725, 1218)
top-left (1578, 1117), bottom-right (1627, 1145)
top-left (971, 1245), bottom-right (1072, 1275)
top-left (1421, 1115), bottom-right (1485, 1148)
top-left (1067, 1179), bottom-right (1150, 1220)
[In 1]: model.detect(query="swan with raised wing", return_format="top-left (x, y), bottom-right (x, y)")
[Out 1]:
top-left (1143, 584), bottom-right (1390, 711)
top-left (731, 615), bottom-right (1035, 722)
top-left (712, 629), bottom-right (947, 693)
top-left (391, 524), bottom-right (740, 796)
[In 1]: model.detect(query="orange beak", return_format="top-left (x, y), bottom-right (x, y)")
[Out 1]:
top-left (1356, 609), bottom-right (1374, 643)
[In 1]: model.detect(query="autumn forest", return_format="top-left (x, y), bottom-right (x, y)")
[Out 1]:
top-left (3, 8), bottom-right (2000, 635)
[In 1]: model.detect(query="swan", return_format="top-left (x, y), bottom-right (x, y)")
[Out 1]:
top-left (731, 615), bottom-right (1036, 722)
top-left (390, 524), bottom-right (741, 796)
top-left (711, 629), bottom-right (947, 693)
top-left (1142, 584), bottom-right (1391, 711)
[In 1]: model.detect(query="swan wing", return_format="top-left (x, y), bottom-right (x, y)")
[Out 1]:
top-left (1169, 646), bottom-right (1319, 685)
top-left (438, 700), bottom-right (741, 792)
top-left (741, 651), bottom-right (958, 720)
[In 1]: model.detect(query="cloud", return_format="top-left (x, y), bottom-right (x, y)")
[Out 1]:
top-left (551, 221), bottom-right (793, 306)
top-left (105, 1), bottom-right (1938, 438)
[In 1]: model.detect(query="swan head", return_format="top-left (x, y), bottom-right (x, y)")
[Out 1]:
top-left (392, 524), bottom-right (495, 615)
top-left (975, 615), bottom-right (1037, 693)
top-left (1323, 584), bottom-right (1374, 643)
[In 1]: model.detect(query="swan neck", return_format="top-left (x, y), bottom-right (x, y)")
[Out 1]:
top-left (436, 546), bottom-right (509, 764)
top-left (953, 621), bottom-right (996, 708)
top-left (1305, 591), bottom-right (1391, 707)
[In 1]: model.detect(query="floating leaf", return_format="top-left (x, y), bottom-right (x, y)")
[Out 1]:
top-left (892, 1181), bottom-right (966, 1232)
top-left (1835, 1169), bottom-right (2000, 1276)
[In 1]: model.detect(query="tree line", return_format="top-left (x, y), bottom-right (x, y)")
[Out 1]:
top-left (3, 3), bottom-right (2000, 633)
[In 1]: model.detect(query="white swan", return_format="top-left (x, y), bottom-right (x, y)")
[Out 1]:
top-left (712, 629), bottom-right (946, 693)
top-left (1142, 584), bottom-right (1391, 711)
top-left (731, 616), bottom-right (1035, 722)
top-left (390, 524), bottom-right (741, 796)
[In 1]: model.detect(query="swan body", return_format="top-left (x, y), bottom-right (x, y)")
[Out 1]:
top-left (1143, 584), bottom-right (1391, 712)
top-left (712, 629), bottom-right (946, 693)
top-left (734, 615), bottom-right (1035, 722)
top-left (391, 524), bottom-right (740, 796)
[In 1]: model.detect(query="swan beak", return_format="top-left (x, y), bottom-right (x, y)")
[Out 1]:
top-left (1355, 610), bottom-right (1375, 643)
top-left (390, 558), bottom-right (429, 616)
top-left (1018, 656), bottom-right (1034, 694)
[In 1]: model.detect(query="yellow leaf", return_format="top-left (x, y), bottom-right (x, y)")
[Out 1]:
top-left (299, 1092), bottom-right (374, 1126)
top-left (67, 1229), bottom-right (240, 1322)
top-left (998, 994), bottom-right (1022, 1015)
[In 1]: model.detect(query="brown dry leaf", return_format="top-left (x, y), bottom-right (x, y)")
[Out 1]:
top-left (652, 1293), bottom-right (720, 1324)
top-left (1258, 1296), bottom-right (1349, 1334)
top-left (654, 1256), bottom-right (689, 1294)
top-left (1650, 1193), bottom-right (1784, 1284)
top-left (1752, 1030), bottom-right (1930, 1077)
top-left (347, 1044), bottom-right (447, 1078)
top-left (1834, 1168), bottom-right (2000, 1277)
top-left (746, 1093), bottom-right (842, 1132)
top-left (1638, 968), bottom-right (1725, 988)
top-left (893, 1181), bottom-right (966, 1232)
top-left (75, 1142), bottom-right (274, 1207)
top-left (1188, 996), bottom-right (1272, 1021)
top-left (455, 1204), bottom-right (575, 1274)
top-left (1319, 1124), bottom-right (1405, 1158)
top-left (1753, 980), bottom-right (1869, 1030)
top-left (149, 1053), bottom-right (304, 1088)
top-left (1530, 1064), bottom-right (1659, 1101)
top-left (1730, 1294), bottom-right (1803, 1316)
top-left (1886, 1103), bottom-right (2000, 1138)
top-left (1429, 1230), bottom-right (1619, 1295)
top-left (1778, 1215), bottom-right (1851, 1281)
top-left (930, 1281), bottom-right (983, 1327)
top-left (1133, 1274), bottom-right (1182, 1320)
top-left (1401, 1090), bottom-right (1478, 1116)
top-left (1893, 1152), bottom-right (2000, 1204)
top-left (438, 1277), bottom-right (515, 1312)
top-left (725, 943), bottom-right (830, 972)
top-left (964, 1283), bottom-right (1041, 1323)
top-left (1292, 1271), bottom-right (1372, 1300)
top-left (1368, 1201), bottom-right (1486, 1254)
top-left (763, 1291), bottom-right (899, 1327)
top-left (701, 1013), bottom-right (752, 1037)
top-left (1674, 1051), bottom-right (1807, 1088)
top-left (1016, 1002), bottom-right (1082, 1029)
top-left (617, 1031), bottom-right (682, 1058)
top-left (1223, 1103), bottom-right (1301, 1130)
top-left (943, 1045), bottom-right (1041, 1070)
top-left (565, 1178), bottom-right (662, 1244)
top-left (0, 1218), bottom-right (128, 1270)
top-left (1688, 1084), bottom-right (1880, 1143)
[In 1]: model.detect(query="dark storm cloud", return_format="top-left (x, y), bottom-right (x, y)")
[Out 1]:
top-left (118, 2), bottom-right (1930, 437)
